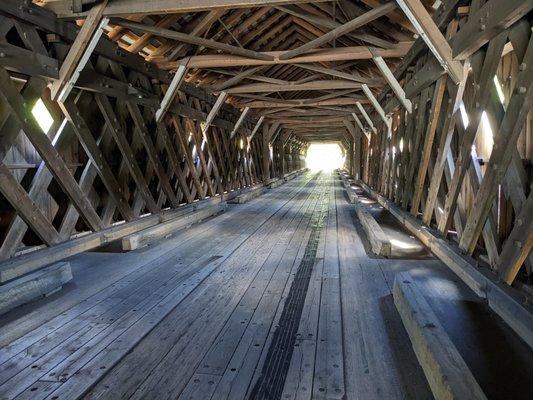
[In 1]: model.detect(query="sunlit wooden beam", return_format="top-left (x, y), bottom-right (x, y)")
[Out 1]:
top-left (361, 84), bottom-right (391, 128)
top-left (249, 116), bottom-right (265, 140)
top-left (229, 106), bottom-right (250, 139)
top-left (155, 62), bottom-right (188, 123)
top-left (50, 1), bottom-right (108, 102)
top-left (395, 0), bottom-right (463, 84)
top-left (202, 91), bottom-right (227, 134)
top-left (372, 55), bottom-right (412, 113)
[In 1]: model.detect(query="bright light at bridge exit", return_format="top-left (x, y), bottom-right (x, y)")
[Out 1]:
top-left (306, 143), bottom-right (344, 172)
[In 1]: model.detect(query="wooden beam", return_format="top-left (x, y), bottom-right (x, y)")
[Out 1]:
top-left (395, 0), bottom-right (463, 84)
top-left (162, 44), bottom-right (411, 69)
top-left (49, 0), bottom-right (329, 17)
top-left (211, 66), bottom-right (267, 91)
top-left (410, 76), bottom-right (447, 216)
top-left (155, 62), bottom-right (188, 123)
top-left (422, 61), bottom-right (470, 225)
top-left (279, 2), bottom-right (397, 60)
top-left (293, 63), bottom-right (375, 84)
top-left (95, 94), bottom-right (160, 213)
top-left (249, 116), bottom-right (265, 140)
top-left (361, 84), bottom-right (391, 128)
top-left (278, 4), bottom-right (397, 48)
top-left (497, 192), bottom-right (533, 284)
top-left (452, 0), bottom-right (533, 60)
top-left (356, 101), bottom-right (377, 134)
top-left (110, 18), bottom-right (274, 62)
top-left (393, 273), bottom-right (487, 400)
top-left (359, 180), bottom-right (533, 348)
top-left (230, 107), bottom-right (250, 139)
top-left (50, 1), bottom-right (108, 102)
top-left (351, 112), bottom-right (371, 141)
top-left (241, 98), bottom-right (367, 108)
top-left (372, 55), bottom-right (412, 113)
top-left (302, 89), bottom-right (359, 104)
top-left (0, 163), bottom-right (61, 246)
top-left (227, 80), bottom-right (367, 93)
top-left (202, 91), bottom-right (228, 134)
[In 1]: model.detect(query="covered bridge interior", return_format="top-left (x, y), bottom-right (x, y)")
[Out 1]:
top-left (0, 1), bottom-right (531, 399)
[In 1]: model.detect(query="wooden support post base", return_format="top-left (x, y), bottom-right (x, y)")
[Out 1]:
top-left (0, 262), bottom-right (72, 316)
top-left (393, 272), bottom-right (487, 400)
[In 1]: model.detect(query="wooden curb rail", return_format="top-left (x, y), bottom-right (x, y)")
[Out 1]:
top-left (394, 272), bottom-right (487, 400)
top-left (358, 179), bottom-right (533, 349)
top-left (0, 262), bottom-right (72, 316)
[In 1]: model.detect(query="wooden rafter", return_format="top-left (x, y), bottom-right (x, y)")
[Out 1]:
top-left (161, 43), bottom-right (411, 68)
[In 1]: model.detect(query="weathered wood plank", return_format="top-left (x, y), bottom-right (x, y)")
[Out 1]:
top-left (354, 201), bottom-right (391, 257)
top-left (393, 272), bottom-right (487, 400)
top-left (0, 262), bottom-right (72, 316)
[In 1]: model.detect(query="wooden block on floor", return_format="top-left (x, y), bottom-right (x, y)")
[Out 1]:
top-left (354, 202), bottom-right (391, 257)
top-left (228, 186), bottom-right (266, 204)
top-left (393, 272), bottom-right (487, 400)
top-left (267, 178), bottom-right (283, 189)
top-left (0, 262), bottom-right (72, 316)
top-left (122, 203), bottom-right (227, 250)
top-left (283, 168), bottom-right (306, 182)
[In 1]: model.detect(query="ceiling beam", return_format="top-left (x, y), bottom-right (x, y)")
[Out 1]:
top-left (110, 18), bottom-right (274, 62)
top-left (294, 63), bottom-right (377, 84)
top-left (372, 55), bottom-right (412, 113)
top-left (356, 101), bottom-right (377, 134)
top-left (361, 83), bottom-right (391, 128)
top-left (45, 0), bottom-right (330, 17)
top-left (243, 98), bottom-right (369, 108)
top-left (210, 66), bottom-right (267, 91)
top-left (229, 106), bottom-right (250, 138)
top-left (279, 2), bottom-right (397, 60)
top-left (50, 1), bottom-right (108, 102)
top-left (302, 89), bottom-right (359, 104)
top-left (227, 80), bottom-right (371, 93)
top-left (395, 0), bottom-right (463, 84)
top-left (162, 44), bottom-right (411, 69)
top-left (155, 62), bottom-right (188, 123)
top-left (202, 91), bottom-right (228, 134)
top-left (249, 116), bottom-right (265, 140)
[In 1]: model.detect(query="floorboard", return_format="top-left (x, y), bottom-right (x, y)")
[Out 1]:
top-left (0, 173), bottom-right (530, 400)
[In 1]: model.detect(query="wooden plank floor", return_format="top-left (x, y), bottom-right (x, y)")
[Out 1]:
top-left (0, 173), bottom-right (530, 400)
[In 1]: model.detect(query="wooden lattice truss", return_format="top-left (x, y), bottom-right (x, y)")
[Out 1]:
top-left (0, 0), bottom-right (531, 289)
